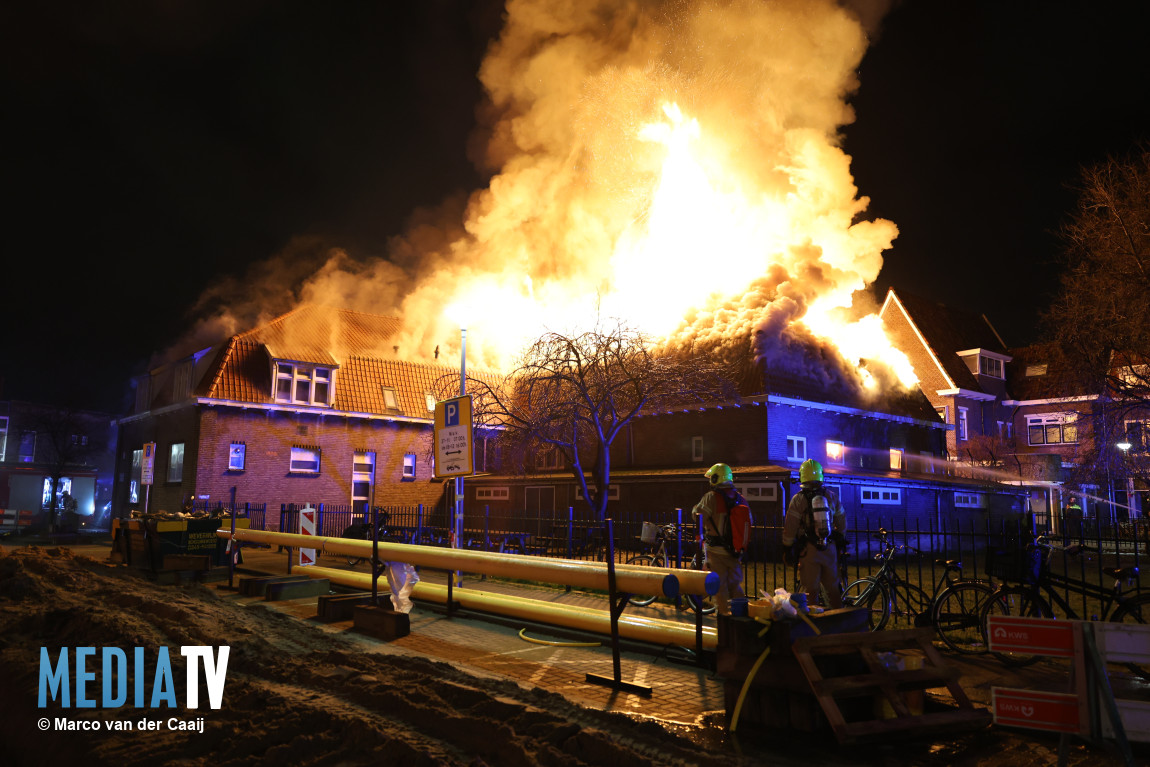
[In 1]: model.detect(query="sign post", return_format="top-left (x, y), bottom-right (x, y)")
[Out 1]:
top-left (141, 442), bottom-right (156, 515)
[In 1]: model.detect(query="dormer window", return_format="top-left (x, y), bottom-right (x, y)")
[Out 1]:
top-left (979, 356), bottom-right (1003, 379)
top-left (274, 362), bottom-right (334, 406)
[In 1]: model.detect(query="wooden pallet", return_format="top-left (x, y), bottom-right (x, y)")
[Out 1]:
top-left (791, 627), bottom-right (992, 743)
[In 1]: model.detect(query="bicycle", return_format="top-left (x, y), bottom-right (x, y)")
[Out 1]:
top-left (625, 522), bottom-right (715, 614)
top-left (980, 534), bottom-right (1149, 679)
top-left (842, 528), bottom-right (997, 654)
top-left (340, 511), bottom-right (401, 566)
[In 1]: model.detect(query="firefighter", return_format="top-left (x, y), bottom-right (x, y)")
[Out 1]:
top-left (692, 463), bottom-right (752, 615)
top-left (782, 459), bottom-right (847, 608)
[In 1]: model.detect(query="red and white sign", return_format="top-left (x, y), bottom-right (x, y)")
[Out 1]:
top-left (992, 688), bottom-right (1083, 734)
top-left (298, 505), bottom-right (317, 567)
top-left (986, 614), bottom-right (1076, 657)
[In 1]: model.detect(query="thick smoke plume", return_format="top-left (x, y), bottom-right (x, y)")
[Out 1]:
top-left (171, 0), bottom-right (911, 393)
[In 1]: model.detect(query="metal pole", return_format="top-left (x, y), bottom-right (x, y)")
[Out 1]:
top-left (454, 328), bottom-right (466, 586)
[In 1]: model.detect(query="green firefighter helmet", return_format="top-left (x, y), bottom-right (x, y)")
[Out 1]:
top-left (705, 463), bottom-right (734, 487)
top-left (799, 459), bottom-right (824, 484)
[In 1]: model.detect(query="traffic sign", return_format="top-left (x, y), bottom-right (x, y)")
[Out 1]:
top-left (434, 395), bottom-right (473, 478)
top-left (992, 688), bottom-right (1083, 734)
top-left (298, 505), bottom-right (316, 567)
top-left (141, 442), bottom-right (156, 486)
top-left (986, 614), bottom-right (1077, 657)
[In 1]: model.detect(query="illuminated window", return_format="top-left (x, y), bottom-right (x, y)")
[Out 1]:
top-left (402, 453), bottom-right (417, 480)
top-left (228, 443), bottom-right (246, 471)
top-left (167, 443), bottom-right (185, 482)
top-left (352, 451), bottom-right (375, 513)
top-left (289, 446), bottom-right (320, 473)
top-left (1026, 364), bottom-right (1047, 377)
top-left (425, 393), bottom-right (437, 412)
top-left (957, 408), bottom-right (969, 441)
top-left (0, 416), bottom-right (7, 462)
top-left (19, 431), bottom-right (36, 462)
top-left (861, 487), bottom-right (901, 505)
top-left (275, 362), bottom-right (334, 406)
top-left (691, 436), bottom-right (704, 462)
top-left (1027, 413), bottom-right (1077, 446)
top-left (787, 436), bottom-right (806, 462)
top-left (42, 477), bottom-right (72, 510)
top-left (825, 440), bottom-right (844, 464)
top-left (130, 449), bottom-right (142, 503)
top-left (889, 448), bottom-right (904, 471)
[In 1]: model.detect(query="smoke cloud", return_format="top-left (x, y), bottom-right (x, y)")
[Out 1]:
top-left (171, 0), bottom-right (910, 393)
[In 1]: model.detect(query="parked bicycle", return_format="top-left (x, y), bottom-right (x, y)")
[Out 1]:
top-left (625, 522), bottom-right (715, 614)
top-left (842, 528), bottom-right (997, 654)
top-left (980, 534), bottom-right (1149, 679)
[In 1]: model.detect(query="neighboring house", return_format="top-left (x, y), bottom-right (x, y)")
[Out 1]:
top-left (466, 346), bottom-right (1028, 534)
top-left (880, 288), bottom-right (1014, 456)
top-left (113, 305), bottom-right (499, 529)
top-left (0, 400), bottom-right (117, 530)
top-left (1005, 343), bottom-right (1148, 522)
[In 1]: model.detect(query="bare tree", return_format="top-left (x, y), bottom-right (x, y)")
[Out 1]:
top-left (455, 320), bottom-right (735, 520)
top-left (1045, 143), bottom-right (1149, 411)
top-left (26, 406), bottom-right (96, 533)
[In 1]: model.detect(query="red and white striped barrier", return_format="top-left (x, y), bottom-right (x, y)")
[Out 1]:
top-left (0, 509), bottom-right (37, 528)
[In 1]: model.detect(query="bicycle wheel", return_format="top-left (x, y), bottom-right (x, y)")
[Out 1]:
top-left (933, 580), bottom-right (996, 654)
top-left (624, 554), bottom-right (661, 606)
top-left (981, 586), bottom-right (1051, 667)
top-left (893, 582), bottom-right (932, 628)
top-left (684, 552), bottom-right (716, 615)
top-left (842, 577), bottom-right (890, 630)
top-left (1109, 593), bottom-right (1150, 681)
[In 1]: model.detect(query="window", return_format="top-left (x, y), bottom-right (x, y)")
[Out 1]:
top-left (861, 487), bottom-right (901, 505)
top-left (381, 387), bottom-right (400, 411)
top-left (691, 436), bottom-right (704, 462)
top-left (402, 453), bottom-right (416, 480)
top-left (787, 436), bottom-right (806, 462)
top-left (825, 440), bottom-right (844, 464)
top-left (935, 406), bottom-right (948, 424)
top-left (957, 407), bottom-right (969, 441)
top-left (476, 487), bottom-right (510, 501)
top-left (42, 477), bottom-right (72, 509)
top-left (130, 449), bottom-right (142, 503)
top-left (228, 443), bottom-right (246, 471)
top-left (1027, 413), bottom-right (1078, 446)
top-left (535, 448), bottom-right (562, 470)
top-left (576, 484), bottom-right (620, 501)
top-left (289, 446), bottom-right (320, 473)
top-left (1124, 420), bottom-right (1148, 452)
top-left (70, 434), bottom-right (88, 446)
top-left (167, 443), bottom-right (185, 482)
top-left (425, 393), bottom-right (437, 412)
top-left (1026, 364), bottom-right (1048, 377)
top-left (889, 448), bottom-right (904, 471)
top-left (352, 451), bottom-right (375, 513)
top-left (954, 492), bottom-right (986, 508)
top-left (979, 355), bottom-right (1003, 379)
top-left (19, 431), bottom-right (36, 462)
top-left (736, 483), bottom-right (778, 501)
top-left (274, 362), bottom-right (334, 406)
top-left (0, 415), bottom-right (7, 462)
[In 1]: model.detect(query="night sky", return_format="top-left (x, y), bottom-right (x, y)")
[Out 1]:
top-left (3, 1), bottom-right (1148, 413)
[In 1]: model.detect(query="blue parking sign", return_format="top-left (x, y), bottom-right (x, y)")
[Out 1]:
top-left (445, 402), bottom-right (459, 427)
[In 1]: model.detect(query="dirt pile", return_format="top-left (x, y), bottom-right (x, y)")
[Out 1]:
top-left (0, 546), bottom-right (735, 767)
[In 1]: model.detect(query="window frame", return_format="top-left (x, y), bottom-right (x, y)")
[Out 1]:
top-left (954, 492), bottom-right (986, 508)
top-left (475, 487), bottom-right (510, 501)
top-left (861, 486), bottom-right (902, 505)
top-left (289, 446), bottom-right (321, 474)
top-left (889, 448), bottom-right (904, 471)
top-left (227, 442), bottom-right (246, 472)
top-left (274, 362), bottom-right (335, 407)
top-left (736, 483), bottom-right (778, 502)
top-left (167, 442), bottom-right (185, 483)
top-left (691, 436), bottom-right (704, 462)
top-left (825, 439), bottom-right (845, 465)
top-left (979, 355), bottom-right (1004, 379)
top-left (786, 435), bottom-right (807, 462)
top-left (1026, 413), bottom-right (1078, 446)
top-left (402, 453), bottom-right (417, 480)
top-left (575, 484), bottom-right (620, 502)
top-left (957, 407), bottom-right (969, 441)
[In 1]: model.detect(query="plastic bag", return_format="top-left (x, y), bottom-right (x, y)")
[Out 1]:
top-left (386, 561), bottom-right (420, 613)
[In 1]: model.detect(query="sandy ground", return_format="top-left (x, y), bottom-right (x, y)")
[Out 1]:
top-left (1, 545), bottom-right (1146, 766)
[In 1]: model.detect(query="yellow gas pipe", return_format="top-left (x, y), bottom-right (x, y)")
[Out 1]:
top-left (217, 528), bottom-right (718, 650)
